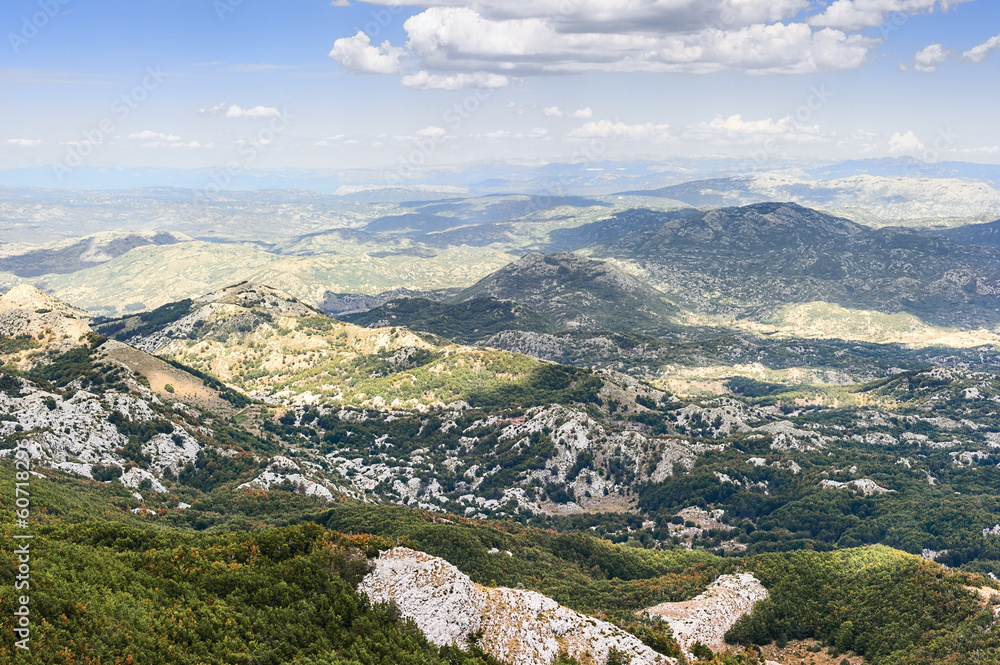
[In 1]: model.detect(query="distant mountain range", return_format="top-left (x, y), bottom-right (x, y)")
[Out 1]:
top-left (925, 218), bottom-right (1000, 247)
top-left (592, 202), bottom-right (1000, 328)
top-left (348, 202), bottom-right (1000, 330)
top-left (621, 174), bottom-right (1000, 222)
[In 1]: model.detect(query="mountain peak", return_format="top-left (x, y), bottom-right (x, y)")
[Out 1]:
top-left (0, 284), bottom-right (87, 318)
top-left (0, 285), bottom-right (93, 359)
top-left (454, 251), bottom-right (679, 333)
top-left (196, 281), bottom-right (321, 316)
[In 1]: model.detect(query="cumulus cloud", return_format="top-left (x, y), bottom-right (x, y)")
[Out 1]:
top-left (808, 0), bottom-right (974, 31)
top-left (329, 0), bottom-right (894, 85)
top-left (888, 130), bottom-right (926, 155)
top-left (329, 31), bottom-right (405, 74)
top-left (964, 34), bottom-right (1000, 63)
top-left (400, 70), bottom-right (510, 89)
top-left (363, 0), bottom-right (809, 32)
top-left (482, 128), bottom-right (549, 139)
top-left (127, 131), bottom-right (210, 148)
top-left (314, 135), bottom-right (346, 147)
top-left (399, 8), bottom-right (874, 76)
top-left (6, 138), bottom-right (41, 147)
top-left (225, 105), bottom-right (282, 119)
top-left (198, 103), bottom-right (227, 116)
top-left (913, 43), bottom-right (950, 71)
top-left (568, 121), bottom-right (672, 141)
top-left (543, 106), bottom-right (593, 119)
top-left (129, 130), bottom-right (181, 141)
top-left (414, 126), bottom-right (447, 139)
top-left (684, 114), bottom-right (825, 143)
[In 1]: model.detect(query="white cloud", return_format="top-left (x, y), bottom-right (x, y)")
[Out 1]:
top-left (330, 0), bottom-right (350, 6)
top-left (400, 70), bottom-right (510, 89)
top-left (398, 8), bottom-right (875, 76)
top-left (329, 1), bottom-right (885, 87)
top-left (225, 105), bottom-right (282, 119)
top-left (543, 106), bottom-right (593, 119)
top-left (6, 138), bottom-right (41, 147)
top-left (913, 43), bottom-right (950, 71)
top-left (808, 0), bottom-right (974, 31)
top-left (482, 128), bottom-right (549, 139)
top-left (888, 130), bottom-right (926, 155)
top-left (142, 141), bottom-right (209, 149)
top-left (364, 0), bottom-right (809, 31)
top-left (315, 134), bottom-right (346, 146)
top-left (415, 126), bottom-right (447, 138)
top-left (963, 34), bottom-right (1000, 63)
top-left (129, 130), bottom-right (182, 141)
top-left (684, 114), bottom-right (825, 143)
top-left (957, 145), bottom-right (1000, 155)
top-left (568, 121), bottom-right (672, 141)
top-left (329, 31), bottom-right (405, 74)
top-left (198, 103), bottom-right (227, 116)
top-left (837, 128), bottom-right (880, 150)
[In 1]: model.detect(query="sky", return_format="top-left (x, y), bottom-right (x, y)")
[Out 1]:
top-left (0, 0), bottom-right (998, 189)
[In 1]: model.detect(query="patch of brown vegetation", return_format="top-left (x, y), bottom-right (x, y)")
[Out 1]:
top-left (99, 340), bottom-right (236, 416)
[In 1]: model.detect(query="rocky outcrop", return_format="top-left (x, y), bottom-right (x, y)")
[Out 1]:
top-left (818, 478), bottom-right (893, 496)
top-left (360, 547), bottom-right (676, 665)
top-left (0, 284), bottom-right (93, 361)
top-left (644, 573), bottom-right (768, 656)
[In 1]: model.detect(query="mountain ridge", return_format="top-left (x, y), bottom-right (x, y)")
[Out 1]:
top-left (592, 202), bottom-right (1000, 328)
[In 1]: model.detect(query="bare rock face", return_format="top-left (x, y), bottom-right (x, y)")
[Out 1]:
top-left (644, 573), bottom-right (768, 656)
top-left (360, 547), bottom-right (675, 665)
top-left (818, 478), bottom-right (893, 496)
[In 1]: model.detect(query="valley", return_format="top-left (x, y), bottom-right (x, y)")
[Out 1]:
top-left (6, 1), bottom-right (1000, 661)
top-left (5, 179), bottom-right (1000, 665)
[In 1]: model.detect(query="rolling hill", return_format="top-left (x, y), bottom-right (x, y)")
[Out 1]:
top-left (0, 230), bottom-right (189, 277)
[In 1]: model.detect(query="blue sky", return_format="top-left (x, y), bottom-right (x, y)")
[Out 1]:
top-left (1, 0), bottom-right (998, 188)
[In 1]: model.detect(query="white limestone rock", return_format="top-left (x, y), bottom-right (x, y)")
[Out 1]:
top-left (819, 478), bottom-right (893, 496)
top-left (360, 547), bottom-right (675, 665)
top-left (645, 573), bottom-right (768, 657)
